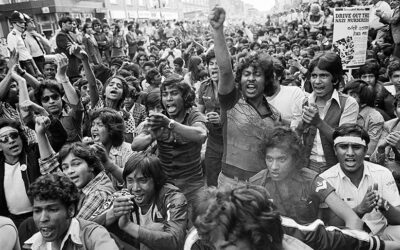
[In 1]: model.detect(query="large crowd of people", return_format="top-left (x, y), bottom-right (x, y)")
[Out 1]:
top-left (1, 0), bottom-right (400, 249)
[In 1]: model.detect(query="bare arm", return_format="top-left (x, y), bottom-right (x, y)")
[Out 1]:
top-left (209, 7), bottom-right (234, 95)
top-left (55, 53), bottom-right (79, 105)
top-left (325, 192), bottom-right (364, 230)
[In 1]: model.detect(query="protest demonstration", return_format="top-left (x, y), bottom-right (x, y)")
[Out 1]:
top-left (1, 0), bottom-right (400, 249)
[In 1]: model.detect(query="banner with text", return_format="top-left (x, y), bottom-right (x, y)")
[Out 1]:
top-left (333, 7), bottom-right (370, 69)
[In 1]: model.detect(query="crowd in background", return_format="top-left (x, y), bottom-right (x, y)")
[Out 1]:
top-left (1, 0), bottom-right (400, 249)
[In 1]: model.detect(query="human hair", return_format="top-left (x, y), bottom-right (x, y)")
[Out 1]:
top-left (0, 119), bottom-right (28, 160)
top-left (82, 23), bottom-right (92, 34)
top-left (102, 75), bottom-right (129, 109)
top-left (112, 24), bottom-right (120, 36)
top-left (123, 153), bottom-right (166, 195)
top-left (205, 49), bottom-right (216, 66)
top-left (188, 56), bottom-right (203, 82)
top-left (121, 63), bottom-right (140, 78)
top-left (143, 61), bottom-right (155, 70)
top-left (235, 52), bottom-right (275, 96)
top-left (307, 51), bottom-right (344, 89)
top-left (173, 57), bottom-right (184, 68)
top-left (143, 89), bottom-right (161, 112)
top-left (146, 68), bottom-right (160, 85)
top-left (33, 80), bottom-right (64, 105)
top-left (192, 185), bottom-right (283, 250)
top-left (388, 60), bottom-right (400, 78)
top-left (272, 58), bottom-right (285, 84)
top-left (58, 142), bottom-right (104, 176)
top-left (136, 52), bottom-right (148, 64)
top-left (90, 108), bottom-right (125, 147)
top-left (58, 16), bottom-right (73, 28)
top-left (332, 123), bottom-right (370, 146)
top-left (263, 126), bottom-right (306, 170)
top-left (358, 59), bottom-right (380, 79)
top-left (160, 74), bottom-right (195, 109)
top-left (28, 173), bottom-right (80, 214)
top-left (342, 79), bottom-right (375, 107)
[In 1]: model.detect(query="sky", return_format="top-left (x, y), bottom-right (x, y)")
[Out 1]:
top-left (242, 0), bottom-right (276, 11)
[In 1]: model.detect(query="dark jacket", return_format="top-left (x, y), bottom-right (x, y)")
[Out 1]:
top-left (56, 30), bottom-right (81, 79)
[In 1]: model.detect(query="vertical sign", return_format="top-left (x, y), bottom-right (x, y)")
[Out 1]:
top-left (333, 7), bottom-right (370, 69)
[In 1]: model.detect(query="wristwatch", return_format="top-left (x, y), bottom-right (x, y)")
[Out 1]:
top-left (168, 120), bottom-right (176, 130)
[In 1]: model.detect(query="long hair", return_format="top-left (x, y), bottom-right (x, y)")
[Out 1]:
top-left (192, 185), bottom-right (283, 250)
top-left (0, 119), bottom-right (28, 162)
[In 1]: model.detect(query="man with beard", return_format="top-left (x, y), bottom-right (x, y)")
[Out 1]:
top-left (55, 16), bottom-right (81, 81)
top-left (131, 74), bottom-right (207, 210)
top-left (24, 173), bottom-right (118, 250)
top-left (321, 123), bottom-right (400, 242)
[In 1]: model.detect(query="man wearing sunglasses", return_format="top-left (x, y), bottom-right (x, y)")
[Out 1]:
top-left (33, 54), bottom-right (83, 143)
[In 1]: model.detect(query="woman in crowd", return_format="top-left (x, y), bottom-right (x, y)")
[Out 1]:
top-left (88, 108), bottom-right (134, 188)
top-left (82, 23), bottom-right (102, 65)
top-left (343, 79), bottom-right (384, 156)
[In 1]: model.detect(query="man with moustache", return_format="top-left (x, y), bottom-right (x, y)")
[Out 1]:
top-left (320, 124), bottom-right (400, 242)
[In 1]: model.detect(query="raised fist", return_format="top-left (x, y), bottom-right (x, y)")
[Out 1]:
top-left (209, 6), bottom-right (226, 30)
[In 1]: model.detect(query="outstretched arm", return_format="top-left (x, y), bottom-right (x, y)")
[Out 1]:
top-left (209, 7), bottom-right (234, 95)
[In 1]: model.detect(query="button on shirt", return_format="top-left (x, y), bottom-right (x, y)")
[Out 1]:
top-left (320, 161), bottom-right (400, 234)
top-left (24, 32), bottom-right (45, 57)
top-left (7, 28), bottom-right (33, 61)
top-left (308, 90), bottom-right (358, 164)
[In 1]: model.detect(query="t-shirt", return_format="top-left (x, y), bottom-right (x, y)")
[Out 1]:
top-left (266, 85), bottom-right (305, 129)
top-left (4, 162), bottom-right (32, 214)
top-left (219, 87), bottom-right (280, 180)
top-left (154, 109), bottom-right (206, 182)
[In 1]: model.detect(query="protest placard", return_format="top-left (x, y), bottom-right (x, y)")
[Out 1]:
top-left (333, 7), bottom-right (370, 69)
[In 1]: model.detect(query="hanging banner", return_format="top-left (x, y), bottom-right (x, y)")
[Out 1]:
top-left (333, 7), bottom-right (370, 69)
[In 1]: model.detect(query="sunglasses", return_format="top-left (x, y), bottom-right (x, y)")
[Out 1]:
top-left (0, 131), bottom-right (19, 143)
top-left (41, 94), bottom-right (60, 103)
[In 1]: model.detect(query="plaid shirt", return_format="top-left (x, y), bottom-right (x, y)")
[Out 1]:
top-left (0, 101), bottom-right (37, 144)
top-left (128, 102), bottom-right (146, 127)
top-left (76, 171), bottom-right (115, 221)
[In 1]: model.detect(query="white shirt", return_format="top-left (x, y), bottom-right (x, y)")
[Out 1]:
top-left (267, 85), bottom-right (305, 129)
top-left (369, 1), bottom-right (392, 30)
top-left (4, 162), bottom-right (32, 214)
top-left (320, 161), bottom-right (400, 234)
top-left (7, 28), bottom-right (33, 61)
top-left (308, 90), bottom-right (359, 164)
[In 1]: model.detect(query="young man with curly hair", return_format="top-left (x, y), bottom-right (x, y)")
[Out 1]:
top-left (24, 173), bottom-right (118, 250)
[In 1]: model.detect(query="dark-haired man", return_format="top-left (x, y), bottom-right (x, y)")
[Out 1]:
top-left (24, 173), bottom-right (118, 250)
top-left (55, 16), bottom-right (81, 81)
top-left (321, 123), bottom-right (400, 241)
top-left (131, 74), bottom-right (207, 208)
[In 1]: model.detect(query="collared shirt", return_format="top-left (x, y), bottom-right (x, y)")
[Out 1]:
top-left (24, 32), bottom-right (45, 57)
top-left (320, 161), bottom-right (400, 234)
top-left (357, 106), bottom-right (384, 155)
top-left (308, 89), bottom-right (358, 164)
top-left (76, 171), bottom-right (115, 221)
top-left (24, 218), bottom-right (118, 250)
top-left (109, 142), bottom-right (135, 188)
top-left (7, 28), bottom-right (32, 61)
top-left (250, 168), bottom-right (334, 224)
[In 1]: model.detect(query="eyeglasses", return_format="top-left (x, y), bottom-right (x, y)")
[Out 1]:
top-left (41, 94), bottom-right (60, 103)
top-left (0, 131), bottom-right (19, 144)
